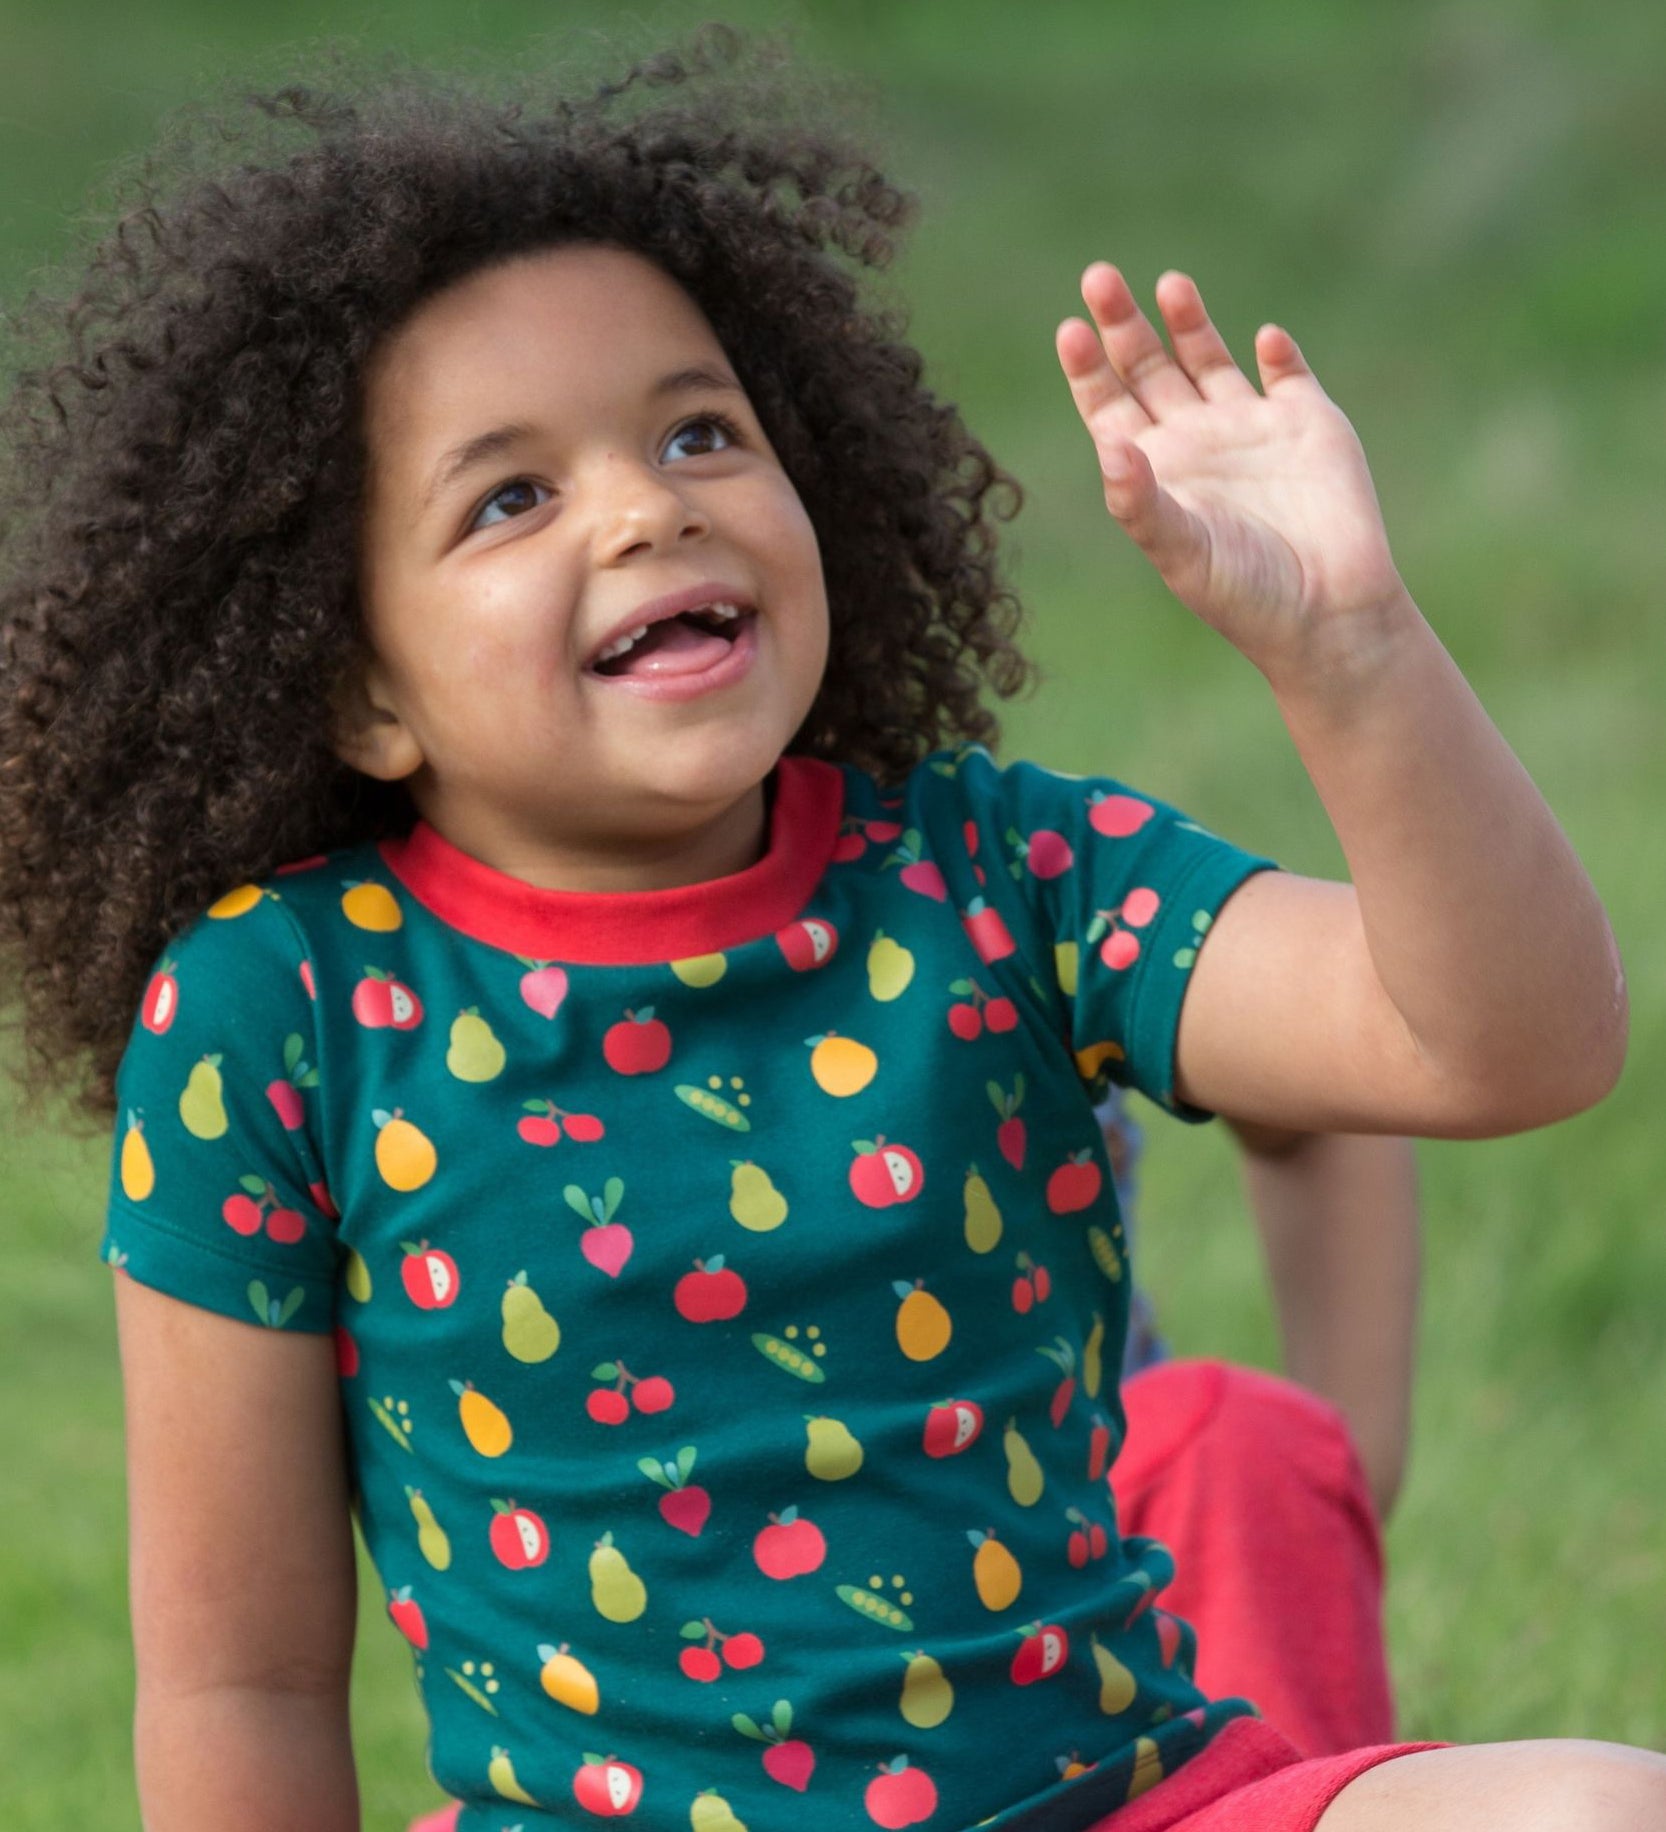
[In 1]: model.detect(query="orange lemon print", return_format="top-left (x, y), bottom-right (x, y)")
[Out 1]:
top-left (374, 1109), bottom-right (437, 1191)
top-left (809, 1033), bottom-right (878, 1097)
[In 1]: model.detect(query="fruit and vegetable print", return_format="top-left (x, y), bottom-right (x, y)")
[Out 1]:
top-left (103, 741), bottom-right (1276, 1832)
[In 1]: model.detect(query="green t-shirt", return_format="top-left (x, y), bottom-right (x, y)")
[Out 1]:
top-left (104, 743), bottom-right (1275, 1831)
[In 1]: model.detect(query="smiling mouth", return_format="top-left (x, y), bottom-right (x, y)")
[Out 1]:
top-left (588, 603), bottom-right (754, 679)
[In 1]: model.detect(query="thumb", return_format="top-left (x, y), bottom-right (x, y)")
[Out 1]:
top-left (1099, 442), bottom-right (1207, 580)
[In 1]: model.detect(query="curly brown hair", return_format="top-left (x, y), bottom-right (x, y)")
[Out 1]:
top-left (0, 23), bottom-right (1036, 1131)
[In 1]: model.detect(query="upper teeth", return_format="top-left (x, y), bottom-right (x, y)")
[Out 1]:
top-left (593, 602), bottom-right (741, 664)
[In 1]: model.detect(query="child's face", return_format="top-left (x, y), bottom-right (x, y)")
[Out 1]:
top-left (348, 243), bottom-right (830, 877)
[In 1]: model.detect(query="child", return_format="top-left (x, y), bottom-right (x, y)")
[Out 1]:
top-left (0, 29), bottom-right (1655, 1832)
top-left (1105, 1095), bottom-right (1420, 1758)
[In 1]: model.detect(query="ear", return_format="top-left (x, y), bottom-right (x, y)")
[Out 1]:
top-left (331, 657), bottom-right (424, 783)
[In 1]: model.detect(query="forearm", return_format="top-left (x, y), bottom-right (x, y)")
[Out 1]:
top-left (1269, 590), bottom-right (1627, 1129)
top-left (1233, 1124), bottom-right (1420, 1518)
top-left (136, 1679), bottom-right (357, 1832)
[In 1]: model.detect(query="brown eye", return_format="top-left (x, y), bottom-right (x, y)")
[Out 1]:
top-left (663, 412), bottom-right (742, 461)
top-left (471, 479), bottom-right (551, 531)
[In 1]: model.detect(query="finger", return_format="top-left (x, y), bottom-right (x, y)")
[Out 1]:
top-left (1153, 271), bottom-right (1256, 400)
top-left (1098, 439), bottom-right (1210, 589)
top-left (1253, 322), bottom-right (1326, 398)
top-left (1079, 262), bottom-right (1199, 418)
top-left (1055, 314), bottom-right (1153, 443)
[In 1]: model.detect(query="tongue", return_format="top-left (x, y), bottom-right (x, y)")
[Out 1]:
top-left (612, 615), bottom-right (733, 678)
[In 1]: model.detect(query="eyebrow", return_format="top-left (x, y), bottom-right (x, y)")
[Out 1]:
top-left (418, 364), bottom-right (746, 514)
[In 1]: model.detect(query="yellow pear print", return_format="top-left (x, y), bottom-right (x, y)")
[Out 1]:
top-left (120, 1112), bottom-right (155, 1202)
top-left (343, 1249), bottom-right (373, 1303)
top-left (1127, 1737), bottom-right (1164, 1801)
top-left (808, 1032), bottom-right (878, 1097)
top-left (893, 1280), bottom-right (952, 1360)
top-left (1003, 1418), bottom-right (1044, 1506)
top-left (969, 1529), bottom-right (1021, 1610)
top-left (866, 931), bottom-right (915, 1001)
top-left (450, 1380), bottom-right (512, 1457)
top-left (1053, 940), bottom-right (1079, 997)
top-left (341, 880), bottom-right (402, 931)
top-left (1083, 1312), bottom-right (1105, 1399)
top-left (899, 1650), bottom-right (954, 1728)
top-left (589, 1533), bottom-right (647, 1622)
top-left (447, 1008), bottom-right (506, 1082)
top-left (691, 1789), bottom-right (749, 1832)
top-left (729, 1160), bottom-right (788, 1231)
top-left (178, 1055), bottom-right (228, 1140)
top-left (804, 1414), bottom-right (864, 1480)
top-left (488, 1745), bottom-right (540, 1806)
top-left (961, 1165), bottom-right (1001, 1253)
top-left (207, 883), bottom-right (262, 919)
top-left (538, 1642), bottom-right (600, 1715)
top-left (1090, 1633), bottom-right (1137, 1714)
top-left (374, 1108), bottom-right (436, 1191)
top-left (670, 952), bottom-right (727, 988)
top-left (405, 1485), bottom-right (451, 1570)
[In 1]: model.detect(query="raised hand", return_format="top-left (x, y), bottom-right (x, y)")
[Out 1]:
top-left (1056, 264), bottom-right (1408, 685)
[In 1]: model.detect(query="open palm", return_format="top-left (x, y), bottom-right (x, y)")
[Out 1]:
top-left (1056, 265), bottom-right (1406, 683)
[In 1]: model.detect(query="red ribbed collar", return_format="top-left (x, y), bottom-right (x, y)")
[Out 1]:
top-left (377, 756), bottom-right (844, 964)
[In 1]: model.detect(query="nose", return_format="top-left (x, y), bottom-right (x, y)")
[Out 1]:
top-left (592, 454), bottom-right (710, 563)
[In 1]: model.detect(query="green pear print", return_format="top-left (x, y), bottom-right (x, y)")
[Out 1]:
top-left (447, 1008), bottom-right (506, 1082)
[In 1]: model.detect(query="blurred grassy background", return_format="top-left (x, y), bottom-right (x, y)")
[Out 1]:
top-left (2, 0), bottom-right (1662, 1823)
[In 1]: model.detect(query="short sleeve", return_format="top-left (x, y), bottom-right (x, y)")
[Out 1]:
top-left (963, 751), bottom-right (1277, 1120)
top-left (103, 885), bottom-right (338, 1333)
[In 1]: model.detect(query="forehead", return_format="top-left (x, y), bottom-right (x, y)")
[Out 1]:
top-left (364, 245), bottom-right (726, 469)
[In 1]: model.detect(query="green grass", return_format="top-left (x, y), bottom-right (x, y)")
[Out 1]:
top-left (3, 1), bottom-right (1663, 1822)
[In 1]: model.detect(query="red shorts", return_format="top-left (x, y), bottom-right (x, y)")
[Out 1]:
top-left (1078, 1716), bottom-right (1440, 1832)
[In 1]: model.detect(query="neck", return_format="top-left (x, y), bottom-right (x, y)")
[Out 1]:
top-left (407, 780), bottom-right (771, 895)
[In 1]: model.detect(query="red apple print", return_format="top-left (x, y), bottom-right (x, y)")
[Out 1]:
top-left (984, 997), bottom-right (1018, 1033)
top-left (1010, 1621), bottom-right (1071, 1685)
top-left (519, 960), bottom-right (570, 1019)
top-left (573, 1754), bottom-right (643, 1817)
top-left (334, 1325), bottom-right (359, 1378)
top-left (1046, 1154), bottom-right (1103, 1215)
top-left (674, 1256), bottom-right (748, 1322)
top-left (961, 897), bottom-right (1016, 964)
top-left (265, 1204), bottom-right (306, 1245)
top-left (1088, 792), bottom-right (1155, 838)
top-left (309, 1180), bottom-right (338, 1219)
top-left (1100, 930), bottom-right (1140, 971)
top-left (603, 1009), bottom-right (671, 1075)
top-left (489, 1499), bottom-right (551, 1569)
top-left (922, 1398), bottom-right (984, 1458)
top-left (680, 1646), bottom-right (723, 1682)
top-left (350, 968), bottom-right (423, 1029)
top-left (1022, 829), bottom-right (1074, 879)
top-left (386, 1586), bottom-right (428, 1650)
top-left (141, 961), bottom-right (179, 1033)
top-left (753, 1507), bottom-right (826, 1578)
top-left (222, 1193), bottom-right (263, 1237)
top-left (848, 1137), bottom-right (926, 1208)
top-left (865, 1758), bottom-right (939, 1829)
top-left (400, 1240), bottom-right (460, 1309)
top-left (299, 959), bottom-right (316, 1001)
top-left (775, 916), bottom-right (839, 971)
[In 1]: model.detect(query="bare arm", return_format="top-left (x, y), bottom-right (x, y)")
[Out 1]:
top-left (115, 1271), bottom-right (359, 1832)
top-left (1228, 1121), bottom-right (1421, 1518)
top-left (1057, 267), bottom-right (1626, 1140)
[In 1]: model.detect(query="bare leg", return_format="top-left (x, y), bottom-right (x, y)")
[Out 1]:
top-left (1317, 1741), bottom-right (1666, 1831)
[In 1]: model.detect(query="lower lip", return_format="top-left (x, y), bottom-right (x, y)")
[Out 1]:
top-left (587, 613), bottom-right (759, 703)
